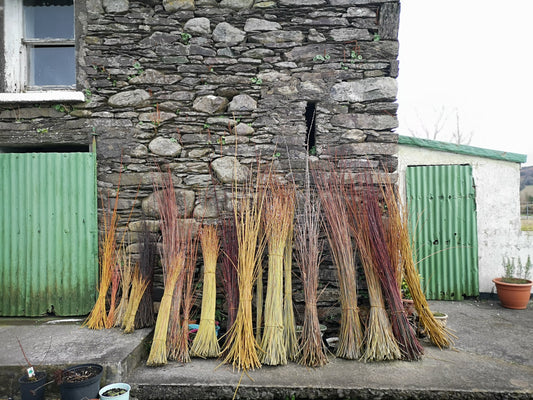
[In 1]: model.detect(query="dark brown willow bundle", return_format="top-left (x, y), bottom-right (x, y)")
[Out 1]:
top-left (135, 218), bottom-right (156, 329)
top-left (219, 215), bottom-right (239, 339)
top-left (295, 185), bottom-right (328, 367)
top-left (314, 165), bottom-right (363, 360)
top-left (380, 175), bottom-right (455, 349)
top-left (358, 173), bottom-right (423, 361)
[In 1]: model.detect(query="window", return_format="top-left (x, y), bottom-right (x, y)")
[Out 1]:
top-left (1, 0), bottom-right (83, 102)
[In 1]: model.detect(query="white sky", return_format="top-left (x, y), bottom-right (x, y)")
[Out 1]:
top-left (396, 0), bottom-right (533, 166)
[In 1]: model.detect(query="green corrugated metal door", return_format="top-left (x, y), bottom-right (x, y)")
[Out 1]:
top-left (406, 164), bottom-right (479, 300)
top-left (0, 152), bottom-right (97, 316)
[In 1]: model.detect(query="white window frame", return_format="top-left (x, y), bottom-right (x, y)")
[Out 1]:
top-left (1, 0), bottom-right (85, 103)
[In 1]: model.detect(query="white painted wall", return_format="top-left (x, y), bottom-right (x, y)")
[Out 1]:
top-left (398, 145), bottom-right (533, 294)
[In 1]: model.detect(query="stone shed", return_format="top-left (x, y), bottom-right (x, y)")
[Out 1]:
top-left (397, 135), bottom-right (531, 299)
top-left (0, 0), bottom-right (401, 317)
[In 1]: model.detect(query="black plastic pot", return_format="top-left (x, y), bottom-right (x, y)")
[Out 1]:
top-left (19, 371), bottom-right (46, 400)
top-left (59, 363), bottom-right (103, 400)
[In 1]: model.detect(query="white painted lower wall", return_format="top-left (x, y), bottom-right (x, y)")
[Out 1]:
top-left (398, 145), bottom-right (533, 294)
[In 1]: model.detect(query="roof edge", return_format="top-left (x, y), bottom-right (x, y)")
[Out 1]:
top-left (398, 135), bottom-right (527, 164)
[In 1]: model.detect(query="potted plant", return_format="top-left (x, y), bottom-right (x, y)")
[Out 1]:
top-left (16, 338), bottom-right (48, 400)
top-left (99, 382), bottom-right (131, 399)
top-left (401, 279), bottom-right (416, 317)
top-left (493, 256), bottom-right (533, 309)
top-left (59, 363), bottom-right (103, 400)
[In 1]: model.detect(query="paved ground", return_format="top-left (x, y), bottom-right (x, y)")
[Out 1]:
top-left (1, 299), bottom-right (532, 399)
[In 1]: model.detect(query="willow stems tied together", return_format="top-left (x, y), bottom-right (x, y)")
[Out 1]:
top-left (381, 175), bottom-right (455, 349)
top-left (191, 225), bottom-right (221, 358)
top-left (347, 180), bottom-right (401, 362)
top-left (260, 180), bottom-right (294, 365)
top-left (360, 171), bottom-right (423, 361)
top-left (222, 163), bottom-right (267, 371)
top-left (84, 190), bottom-right (120, 330)
top-left (315, 166), bottom-right (363, 360)
top-left (282, 186), bottom-right (298, 361)
top-left (135, 218), bottom-right (156, 329)
top-left (219, 216), bottom-right (239, 338)
top-left (146, 170), bottom-right (187, 367)
top-left (296, 185), bottom-right (328, 368)
top-left (114, 249), bottom-right (132, 328)
top-left (123, 267), bottom-right (149, 334)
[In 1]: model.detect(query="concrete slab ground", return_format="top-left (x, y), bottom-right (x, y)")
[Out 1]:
top-left (1, 299), bottom-right (532, 399)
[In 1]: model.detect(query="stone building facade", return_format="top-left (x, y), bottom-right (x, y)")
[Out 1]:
top-left (0, 0), bottom-right (401, 319)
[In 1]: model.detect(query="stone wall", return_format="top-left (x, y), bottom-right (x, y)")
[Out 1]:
top-left (0, 0), bottom-right (401, 323)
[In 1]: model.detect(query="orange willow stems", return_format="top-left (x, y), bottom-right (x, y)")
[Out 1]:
top-left (106, 263), bottom-right (121, 328)
top-left (84, 190), bottom-right (120, 330)
top-left (123, 266), bottom-right (149, 334)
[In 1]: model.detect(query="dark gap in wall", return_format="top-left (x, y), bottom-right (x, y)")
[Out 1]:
top-left (305, 102), bottom-right (316, 153)
top-left (0, 144), bottom-right (89, 153)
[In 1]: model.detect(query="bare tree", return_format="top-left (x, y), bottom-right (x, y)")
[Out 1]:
top-left (406, 106), bottom-right (473, 145)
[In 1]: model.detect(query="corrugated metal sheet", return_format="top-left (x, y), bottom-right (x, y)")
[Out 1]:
top-left (406, 164), bottom-right (479, 300)
top-left (0, 152), bottom-right (97, 316)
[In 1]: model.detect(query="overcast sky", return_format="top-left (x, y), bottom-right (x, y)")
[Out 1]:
top-left (396, 0), bottom-right (533, 166)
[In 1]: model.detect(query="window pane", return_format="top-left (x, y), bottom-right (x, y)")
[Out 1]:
top-left (24, 0), bottom-right (74, 39)
top-left (29, 46), bottom-right (75, 86)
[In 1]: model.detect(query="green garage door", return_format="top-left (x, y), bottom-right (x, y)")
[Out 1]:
top-left (406, 164), bottom-right (479, 300)
top-left (0, 152), bottom-right (98, 316)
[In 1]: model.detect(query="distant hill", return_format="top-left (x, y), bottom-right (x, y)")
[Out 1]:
top-left (520, 166), bottom-right (533, 190)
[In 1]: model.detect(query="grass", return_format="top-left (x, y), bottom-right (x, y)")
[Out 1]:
top-left (521, 218), bottom-right (533, 231)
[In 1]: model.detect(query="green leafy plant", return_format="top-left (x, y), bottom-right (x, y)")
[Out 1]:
top-left (250, 76), bottom-right (262, 85)
top-left (181, 32), bottom-right (192, 44)
top-left (373, 33), bottom-right (381, 41)
top-left (83, 88), bottom-right (92, 101)
top-left (313, 54), bottom-right (331, 62)
top-left (53, 104), bottom-right (67, 113)
top-left (350, 49), bottom-right (363, 62)
top-left (36, 128), bottom-right (49, 134)
top-left (502, 256), bottom-right (532, 283)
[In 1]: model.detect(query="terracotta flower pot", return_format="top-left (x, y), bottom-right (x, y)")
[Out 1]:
top-left (492, 278), bottom-right (533, 310)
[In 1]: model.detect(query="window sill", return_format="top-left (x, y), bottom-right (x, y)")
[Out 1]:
top-left (0, 91), bottom-right (85, 103)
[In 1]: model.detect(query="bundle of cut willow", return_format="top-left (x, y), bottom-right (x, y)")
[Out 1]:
top-left (219, 216), bottom-right (239, 338)
top-left (106, 263), bottom-right (121, 329)
top-left (191, 225), bottom-right (221, 358)
top-left (295, 186), bottom-right (328, 368)
top-left (314, 166), bottom-right (363, 360)
top-left (222, 165), bottom-right (267, 371)
top-left (282, 184), bottom-right (298, 361)
top-left (146, 170), bottom-right (186, 367)
top-left (84, 191), bottom-right (120, 330)
top-left (114, 248), bottom-right (132, 328)
top-left (381, 175), bottom-right (455, 349)
top-left (260, 181), bottom-right (293, 365)
top-left (135, 218), bottom-right (156, 329)
top-left (168, 219), bottom-right (198, 363)
top-left (123, 266), bottom-right (149, 334)
top-left (347, 181), bottom-right (401, 362)
top-left (360, 173), bottom-right (423, 361)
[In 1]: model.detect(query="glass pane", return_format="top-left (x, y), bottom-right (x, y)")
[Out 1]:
top-left (29, 46), bottom-right (75, 86)
top-left (24, 0), bottom-right (74, 39)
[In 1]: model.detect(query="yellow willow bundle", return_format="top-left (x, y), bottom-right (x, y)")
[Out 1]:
top-left (84, 193), bottom-right (119, 330)
top-left (114, 250), bottom-right (133, 328)
top-left (260, 187), bottom-right (292, 366)
top-left (123, 267), bottom-right (149, 334)
top-left (255, 263), bottom-right (264, 343)
top-left (380, 175), bottom-right (455, 349)
top-left (191, 225), bottom-right (221, 358)
top-left (222, 168), bottom-right (267, 371)
top-left (146, 254), bottom-right (184, 366)
top-left (282, 189), bottom-right (298, 361)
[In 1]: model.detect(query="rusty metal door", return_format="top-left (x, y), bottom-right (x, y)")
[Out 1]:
top-left (0, 152), bottom-right (98, 316)
top-left (406, 164), bottom-right (479, 300)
